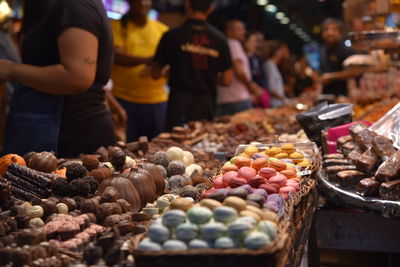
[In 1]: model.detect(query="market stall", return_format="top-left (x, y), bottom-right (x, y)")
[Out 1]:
top-left (0, 105), bottom-right (322, 267)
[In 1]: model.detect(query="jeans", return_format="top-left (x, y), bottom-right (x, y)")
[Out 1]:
top-left (117, 98), bottom-right (168, 142)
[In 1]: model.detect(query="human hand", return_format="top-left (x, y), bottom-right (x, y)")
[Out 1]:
top-left (0, 60), bottom-right (14, 82)
top-left (320, 73), bottom-right (333, 85)
top-left (116, 106), bottom-right (128, 128)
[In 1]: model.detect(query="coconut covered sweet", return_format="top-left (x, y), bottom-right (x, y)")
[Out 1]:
top-left (153, 152), bottom-right (171, 168)
top-left (167, 161), bottom-right (185, 177)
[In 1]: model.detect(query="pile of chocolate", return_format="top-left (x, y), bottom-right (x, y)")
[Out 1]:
top-left (322, 123), bottom-right (400, 200)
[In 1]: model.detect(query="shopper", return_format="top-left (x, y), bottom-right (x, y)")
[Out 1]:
top-left (260, 40), bottom-right (290, 108)
top-left (244, 31), bottom-right (269, 108)
top-left (111, 0), bottom-right (169, 141)
top-left (0, 17), bottom-right (20, 153)
top-left (320, 18), bottom-right (356, 97)
top-left (217, 20), bottom-right (263, 116)
top-left (152, 0), bottom-right (233, 131)
top-left (244, 31), bottom-right (267, 90)
top-left (0, 0), bottom-right (116, 157)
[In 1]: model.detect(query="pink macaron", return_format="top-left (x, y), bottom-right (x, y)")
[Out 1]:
top-left (286, 179), bottom-right (300, 191)
top-left (222, 171), bottom-right (238, 187)
top-left (259, 184), bottom-right (278, 194)
top-left (269, 174), bottom-right (288, 186)
top-left (279, 186), bottom-right (296, 194)
top-left (258, 167), bottom-right (277, 179)
top-left (248, 175), bottom-right (266, 188)
top-left (237, 166), bottom-right (257, 182)
top-left (213, 176), bottom-right (224, 189)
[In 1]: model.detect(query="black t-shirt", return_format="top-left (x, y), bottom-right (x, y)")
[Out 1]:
top-left (153, 19), bottom-right (232, 97)
top-left (320, 42), bottom-right (355, 96)
top-left (21, 0), bottom-right (113, 123)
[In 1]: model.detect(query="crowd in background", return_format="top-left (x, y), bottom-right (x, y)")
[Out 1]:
top-left (0, 0), bottom-right (350, 157)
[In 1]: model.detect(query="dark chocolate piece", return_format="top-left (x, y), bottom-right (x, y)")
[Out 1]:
top-left (337, 135), bottom-right (353, 152)
top-left (7, 163), bottom-right (52, 188)
top-left (323, 159), bottom-right (350, 167)
top-left (354, 129), bottom-right (377, 151)
top-left (10, 184), bottom-right (42, 202)
top-left (356, 178), bottom-right (380, 197)
top-left (3, 172), bottom-right (50, 198)
top-left (356, 148), bottom-right (380, 175)
top-left (326, 165), bottom-right (357, 180)
top-left (335, 170), bottom-right (366, 187)
top-left (372, 135), bottom-right (396, 160)
top-left (341, 142), bottom-right (357, 156)
top-left (323, 153), bottom-right (345, 160)
top-left (16, 229), bottom-right (45, 246)
top-left (375, 151), bottom-right (400, 182)
top-left (349, 123), bottom-right (368, 139)
top-left (380, 180), bottom-right (400, 201)
top-left (348, 147), bottom-right (363, 164)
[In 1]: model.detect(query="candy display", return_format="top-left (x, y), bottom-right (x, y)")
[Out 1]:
top-left (0, 105), bottom-right (323, 266)
top-left (138, 200), bottom-right (279, 251)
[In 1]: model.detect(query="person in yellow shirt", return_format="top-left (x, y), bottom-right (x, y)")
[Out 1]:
top-left (111, 0), bottom-right (168, 141)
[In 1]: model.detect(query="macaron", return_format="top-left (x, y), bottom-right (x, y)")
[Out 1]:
top-left (259, 184), bottom-right (278, 194)
top-left (234, 156), bottom-right (252, 168)
top-left (229, 177), bottom-right (248, 188)
top-left (279, 186), bottom-right (296, 194)
top-left (252, 153), bottom-right (267, 160)
top-left (286, 179), bottom-right (299, 190)
top-left (222, 171), bottom-right (238, 187)
top-left (269, 174), bottom-right (288, 186)
top-left (290, 152), bottom-right (304, 164)
top-left (248, 176), bottom-right (267, 188)
top-left (297, 159), bottom-right (311, 169)
top-left (280, 169), bottom-right (297, 179)
top-left (213, 176), bottom-right (224, 189)
top-left (244, 146), bottom-right (259, 157)
top-left (258, 168), bottom-right (277, 179)
top-left (275, 153), bottom-right (289, 159)
top-left (237, 167), bottom-right (257, 182)
top-left (251, 158), bottom-right (269, 171)
top-left (281, 144), bottom-right (295, 155)
top-left (269, 160), bottom-right (287, 172)
top-left (222, 162), bottom-right (239, 173)
top-left (267, 147), bottom-right (281, 156)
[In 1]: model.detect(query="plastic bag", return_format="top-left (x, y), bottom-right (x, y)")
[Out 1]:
top-left (296, 103), bottom-right (353, 146)
top-left (370, 102), bottom-right (400, 149)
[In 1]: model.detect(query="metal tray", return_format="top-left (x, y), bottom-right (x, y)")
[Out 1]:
top-left (317, 169), bottom-right (400, 218)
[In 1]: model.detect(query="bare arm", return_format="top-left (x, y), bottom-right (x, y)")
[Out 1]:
top-left (233, 59), bottom-right (253, 92)
top-left (321, 69), bottom-right (363, 84)
top-left (105, 90), bottom-right (127, 126)
top-left (0, 28), bottom-right (99, 95)
top-left (218, 69), bottom-right (233, 86)
top-left (114, 46), bottom-right (152, 67)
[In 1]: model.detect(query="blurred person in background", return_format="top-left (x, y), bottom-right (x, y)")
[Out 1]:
top-left (152, 0), bottom-right (233, 130)
top-left (260, 40), bottom-right (290, 108)
top-left (278, 44), bottom-right (297, 98)
top-left (0, 0), bottom-right (116, 157)
top-left (244, 30), bottom-right (269, 108)
top-left (217, 19), bottom-right (263, 116)
top-left (0, 13), bottom-right (20, 152)
top-left (293, 55), bottom-right (317, 97)
top-left (111, 0), bottom-right (169, 142)
top-left (320, 18), bottom-right (356, 97)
